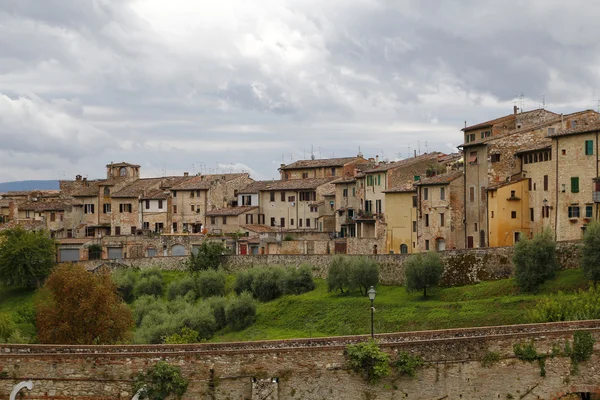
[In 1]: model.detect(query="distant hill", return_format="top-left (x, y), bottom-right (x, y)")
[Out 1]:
top-left (0, 180), bottom-right (60, 192)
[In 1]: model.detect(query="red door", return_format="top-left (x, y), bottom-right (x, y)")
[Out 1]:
top-left (240, 244), bottom-right (247, 255)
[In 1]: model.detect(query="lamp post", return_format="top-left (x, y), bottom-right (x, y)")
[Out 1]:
top-left (368, 286), bottom-right (376, 339)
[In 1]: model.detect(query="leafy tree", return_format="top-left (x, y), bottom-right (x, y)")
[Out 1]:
top-left (513, 229), bottom-right (558, 292)
top-left (163, 327), bottom-right (200, 344)
top-left (251, 267), bottom-right (283, 301)
top-left (327, 255), bottom-right (352, 294)
top-left (404, 252), bottom-right (444, 297)
top-left (350, 257), bottom-right (379, 295)
top-left (233, 270), bottom-right (255, 295)
top-left (0, 227), bottom-right (56, 287)
top-left (196, 269), bottom-right (226, 298)
top-left (167, 275), bottom-right (198, 301)
top-left (280, 265), bottom-right (315, 295)
top-left (581, 221), bottom-right (600, 285)
top-left (35, 263), bottom-right (134, 344)
top-left (0, 313), bottom-right (15, 342)
top-left (187, 241), bottom-right (227, 272)
top-left (112, 269), bottom-right (138, 302)
top-left (134, 360), bottom-right (188, 400)
top-left (346, 340), bottom-right (391, 384)
top-left (226, 292), bottom-right (256, 331)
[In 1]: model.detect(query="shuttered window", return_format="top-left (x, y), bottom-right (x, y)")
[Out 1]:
top-left (571, 177), bottom-right (579, 193)
top-left (586, 140), bottom-right (594, 155)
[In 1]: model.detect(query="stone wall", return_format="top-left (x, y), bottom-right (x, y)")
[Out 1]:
top-left (1, 321), bottom-right (600, 399)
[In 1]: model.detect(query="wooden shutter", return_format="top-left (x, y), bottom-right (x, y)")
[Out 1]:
top-left (571, 177), bottom-right (579, 193)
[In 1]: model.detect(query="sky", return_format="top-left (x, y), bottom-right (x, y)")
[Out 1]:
top-left (1, 0), bottom-right (600, 183)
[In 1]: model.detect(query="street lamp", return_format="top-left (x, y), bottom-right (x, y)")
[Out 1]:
top-left (368, 286), bottom-right (376, 339)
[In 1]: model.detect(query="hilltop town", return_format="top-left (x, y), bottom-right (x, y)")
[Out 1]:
top-left (1, 105), bottom-right (599, 261)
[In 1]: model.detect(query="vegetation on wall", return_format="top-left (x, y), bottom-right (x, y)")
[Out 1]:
top-left (346, 340), bottom-right (391, 384)
top-left (134, 360), bottom-right (188, 400)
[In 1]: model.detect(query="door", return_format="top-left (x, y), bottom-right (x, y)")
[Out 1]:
top-left (437, 239), bottom-right (446, 251)
top-left (59, 248), bottom-right (80, 262)
top-left (240, 244), bottom-right (247, 255)
top-left (107, 247), bottom-right (123, 260)
top-left (467, 236), bottom-right (474, 248)
top-left (334, 241), bottom-right (347, 254)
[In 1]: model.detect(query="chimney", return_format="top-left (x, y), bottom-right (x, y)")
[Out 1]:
top-left (75, 175), bottom-right (82, 181)
top-left (514, 105), bottom-right (518, 115)
top-left (375, 155), bottom-right (379, 163)
top-left (368, 157), bottom-right (375, 162)
top-left (414, 150), bottom-right (417, 158)
top-left (183, 172), bottom-right (189, 177)
top-left (280, 164), bottom-right (286, 169)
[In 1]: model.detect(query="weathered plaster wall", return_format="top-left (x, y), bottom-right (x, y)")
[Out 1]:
top-left (1, 321), bottom-right (599, 400)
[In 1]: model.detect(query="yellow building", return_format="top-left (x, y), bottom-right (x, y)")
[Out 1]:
top-left (487, 179), bottom-right (531, 247)
top-left (383, 185), bottom-right (417, 254)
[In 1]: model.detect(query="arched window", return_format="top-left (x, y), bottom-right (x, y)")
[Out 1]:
top-left (119, 167), bottom-right (127, 177)
top-left (400, 244), bottom-right (408, 254)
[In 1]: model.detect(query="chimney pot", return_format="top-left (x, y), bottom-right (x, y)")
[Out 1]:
top-left (514, 105), bottom-right (518, 115)
top-left (184, 172), bottom-right (189, 177)
top-left (375, 155), bottom-right (379, 163)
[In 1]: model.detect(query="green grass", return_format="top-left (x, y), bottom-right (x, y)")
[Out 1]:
top-left (0, 268), bottom-right (590, 343)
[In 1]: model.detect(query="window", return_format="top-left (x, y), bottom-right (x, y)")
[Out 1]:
top-left (365, 200), bottom-right (372, 212)
top-left (542, 206), bottom-right (550, 219)
top-left (414, 175), bottom-right (420, 182)
top-left (544, 175), bottom-right (548, 191)
top-left (145, 200), bottom-right (150, 210)
top-left (258, 214), bottom-right (265, 224)
top-left (562, 149), bottom-right (566, 155)
top-left (343, 189), bottom-right (348, 197)
top-left (481, 130), bottom-right (491, 139)
top-left (302, 172), bottom-right (309, 179)
top-left (290, 218), bottom-right (294, 226)
top-left (469, 187), bottom-right (475, 202)
top-left (280, 217), bottom-right (285, 227)
top-left (270, 217), bottom-right (276, 227)
top-left (173, 205), bottom-right (177, 214)
top-left (425, 240), bottom-right (430, 250)
top-left (84, 204), bottom-right (95, 214)
top-left (440, 187), bottom-right (445, 200)
top-left (412, 221), bottom-right (417, 232)
top-left (491, 154), bottom-right (501, 163)
top-left (85, 227), bottom-right (95, 237)
top-left (586, 140), bottom-right (594, 155)
top-left (119, 167), bottom-right (127, 176)
top-left (49, 212), bottom-right (56, 222)
top-left (528, 179), bottom-right (532, 191)
top-left (103, 203), bottom-right (111, 214)
top-left (211, 216), bottom-right (216, 224)
top-left (534, 183), bottom-right (536, 191)
top-left (469, 151), bottom-right (478, 164)
top-left (172, 191), bottom-right (177, 197)
top-left (190, 191), bottom-right (194, 198)
top-left (491, 211), bottom-right (494, 218)
top-left (400, 244), bottom-right (408, 254)
top-left (104, 187), bottom-right (110, 196)
top-left (115, 226), bottom-right (121, 235)
top-left (222, 216), bottom-right (227, 224)
top-left (245, 214), bottom-right (253, 224)
top-left (288, 195), bottom-right (296, 202)
top-left (299, 191), bottom-right (316, 201)
top-left (299, 219), bottom-right (302, 227)
top-left (412, 195), bottom-right (417, 207)
top-left (510, 190), bottom-right (516, 198)
top-left (352, 187), bottom-right (356, 196)
top-left (375, 200), bottom-right (382, 214)
top-left (67, 229), bottom-right (73, 238)
top-left (310, 206), bottom-right (318, 212)
top-left (548, 127), bottom-right (555, 135)
top-left (511, 211), bottom-right (517, 219)
top-left (331, 167), bottom-right (336, 176)
top-left (530, 208), bottom-right (534, 221)
top-left (377, 175), bottom-right (381, 186)
top-left (119, 203), bottom-right (132, 213)
top-left (571, 177), bottom-right (579, 193)
top-left (172, 222), bottom-right (177, 232)
top-left (568, 206), bottom-right (580, 218)
top-left (440, 213), bottom-right (445, 226)
top-left (586, 205), bottom-right (593, 218)
top-left (425, 213), bottom-right (429, 227)
top-left (423, 187), bottom-right (429, 200)
top-left (367, 175), bottom-right (374, 186)
top-left (131, 226), bottom-right (136, 235)
top-left (270, 192), bottom-right (275, 202)
top-left (280, 192), bottom-right (285, 201)
top-left (306, 218), bottom-right (311, 227)
top-left (242, 195), bottom-right (252, 206)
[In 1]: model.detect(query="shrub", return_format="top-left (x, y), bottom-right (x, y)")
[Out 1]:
top-left (188, 241), bottom-right (227, 272)
top-left (167, 275), bottom-right (198, 301)
top-left (134, 360), bottom-right (188, 400)
top-left (163, 327), bottom-right (200, 344)
top-left (207, 296), bottom-right (228, 330)
top-left (581, 221), bottom-right (600, 285)
top-left (393, 351), bottom-right (425, 376)
top-left (327, 256), bottom-right (352, 294)
top-left (404, 252), bottom-right (444, 297)
top-left (0, 314), bottom-right (15, 342)
top-left (571, 330), bottom-right (595, 364)
top-left (513, 229), bottom-right (558, 292)
top-left (529, 286), bottom-right (600, 323)
top-left (251, 268), bottom-right (283, 302)
top-left (280, 265), bottom-right (315, 295)
top-left (350, 257), bottom-right (379, 295)
top-left (346, 340), bottom-right (391, 384)
top-left (133, 295), bottom-right (166, 326)
top-left (196, 270), bottom-right (226, 298)
top-left (14, 304), bottom-right (36, 326)
top-left (112, 269), bottom-right (138, 302)
top-left (226, 292), bottom-right (256, 331)
top-left (481, 351), bottom-right (501, 368)
top-left (134, 275), bottom-right (164, 298)
top-left (233, 270), bottom-right (255, 295)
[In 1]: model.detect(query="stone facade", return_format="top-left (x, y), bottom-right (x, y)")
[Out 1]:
top-left (1, 321), bottom-right (599, 400)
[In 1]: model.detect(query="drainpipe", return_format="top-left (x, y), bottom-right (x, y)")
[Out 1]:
top-left (10, 381), bottom-right (33, 400)
top-left (555, 138), bottom-right (559, 241)
top-left (597, 131), bottom-right (599, 221)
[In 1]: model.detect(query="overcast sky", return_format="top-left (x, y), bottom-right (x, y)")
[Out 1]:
top-left (1, 0), bottom-right (600, 183)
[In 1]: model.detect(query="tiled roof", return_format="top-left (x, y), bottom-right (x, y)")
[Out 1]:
top-left (514, 140), bottom-right (552, 155)
top-left (364, 152), bottom-right (443, 173)
top-left (382, 184), bottom-right (416, 193)
top-left (332, 178), bottom-right (357, 185)
top-left (415, 170), bottom-right (463, 186)
top-left (241, 224), bottom-right (275, 233)
top-left (140, 188), bottom-right (169, 200)
top-left (280, 157), bottom-right (365, 170)
top-left (111, 178), bottom-right (163, 198)
top-left (487, 177), bottom-right (528, 191)
top-left (106, 162), bottom-right (141, 168)
top-left (547, 120), bottom-right (600, 138)
top-left (238, 181), bottom-right (272, 194)
top-left (0, 220), bottom-right (45, 231)
top-left (171, 174), bottom-right (247, 191)
top-left (19, 200), bottom-right (73, 211)
top-left (71, 181), bottom-right (104, 197)
top-left (259, 178), bottom-right (336, 191)
top-left (462, 114), bottom-right (516, 132)
top-left (206, 206), bottom-right (258, 216)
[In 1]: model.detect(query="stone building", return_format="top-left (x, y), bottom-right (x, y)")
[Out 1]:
top-left (416, 170), bottom-right (465, 251)
top-left (487, 178), bottom-right (531, 247)
top-left (279, 155), bottom-right (368, 180)
top-left (205, 206), bottom-right (259, 234)
top-left (383, 184), bottom-right (417, 254)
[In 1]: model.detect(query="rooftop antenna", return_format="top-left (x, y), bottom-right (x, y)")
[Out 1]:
top-left (542, 95), bottom-right (546, 110)
top-left (597, 100), bottom-right (599, 114)
top-left (318, 146), bottom-right (322, 159)
top-left (520, 93), bottom-right (525, 112)
top-left (408, 144), bottom-right (411, 158)
top-left (310, 145), bottom-right (315, 160)
top-left (357, 146), bottom-right (363, 158)
top-left (417, 141), bottom-right (421, 155)
top-left (425, 141), bottom-right (428, 153)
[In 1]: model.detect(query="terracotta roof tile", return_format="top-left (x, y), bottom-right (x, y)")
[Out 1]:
top-left (238, 181), bottom-right (272, 194)
top-left (206, 206), bottom-right (258, 216)
top-left (241, 224), bottom-right (276, 233)
top-left (19, 200), bottom-right (73, 211)
top-left (259, 178), bottom-right (336, 191)
top-left (415, 170), bottom-right (463, 186)
top-left (487, 177), bottom-right (528, 191)
top-left (71, 181), bottom-right (104, 197)
top-left (547, 120), bottom-right (600, 138)
top-left (112, 178), bottom-right (164, 198)
top-left (364, 153), bottom-right (443, 173)
top-left (382, 184), bottom-right (416, 193)
top-left (280, 157), bottom-right (365, 170)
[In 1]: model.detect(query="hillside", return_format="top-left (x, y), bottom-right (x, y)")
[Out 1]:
top-left (0, 180), bottom-right (59, 192)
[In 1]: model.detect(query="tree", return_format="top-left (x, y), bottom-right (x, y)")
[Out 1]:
top-left (349, 257), bottom-right (379, 295)
top-left (134, 360), bottom-right (189, 400)
top-left (404, 252), bottom-right (444, 297)
top-left (581, 221), bottom-right (600, 285)
top-left (327, 255), bottom-right (352, 294)
top-left (0, 227), bottom-right (56, 287)
top-left (35, 263), bottom-right (134, 344)
top-left (187, 241), bottom-right (227, 272)
top-left (513, 229), bottom-right (558, 292)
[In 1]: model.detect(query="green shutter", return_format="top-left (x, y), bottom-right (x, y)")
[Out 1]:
top-left (571, 177), bottom-right (579, 193)
top-left (586, 140), bottom-right (594, 155)
top-left (377, 175), bottom-right (381, 186)
top-left (586, 205), bottom-right (593, 218)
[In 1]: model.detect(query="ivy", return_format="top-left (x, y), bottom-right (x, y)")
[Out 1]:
top-left (513, 341), bottom-right (546, 377)
top-left (566, 330), bottom-right (595, 375)
top-left (393, 351), bottom-right (424, 377)
top-left (481, 351), bottom-right (500, 368)
top-left (346, 340), bottom-right (391, 384)
top-left (134, 360), bottom-right (189, 400)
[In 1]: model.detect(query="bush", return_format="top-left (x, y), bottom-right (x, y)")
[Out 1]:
top-left (350, 257), bottom-right (379, 295)
top-left (327, 256), bottom-right (352, 294)
top-left (134, 360), bottom-right (188, 400)
top-left (513, 229), bottom-right (558, 292)
top-left (226, 292), bottom-right (256, 331)
top-left (251, 268), bottom-right (283, 302)
top-left (404, 252), bottom-right (444, 297)
top-left (581, 221), bottom-right (600, 285)
top-left (571, 330), bottom-right (595, 364)
top-left (14, 304), bottom-right (36, 326)
top-left (163, 327), bottom-right (200, 344)
top-left (280, 265), bottom-right (315, 295)
top-left (233, 270), bottom-right (255, 295)
top-left (393, 351), bottom-right (425, 376)
top-left (167, 275), bottom-right (198, 301)
top-left (188, 241), bottom-right (227, 272)
top-left (207, 296), bottom-right (228, 330)
top-left (0, 314), bottom-right (15, 342)
top-left (112, 269), bottom-right (138, 302)
top-left (133, 295), bottom-right (166, 326)
top-left (529, 288), bottom-right (600, 323)
top-left (134, 275), bottom-right (164, 298)
top-left (346, 340), bottom-right (391, 384)
top-left (196, 270), bottom-right (226, 298)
